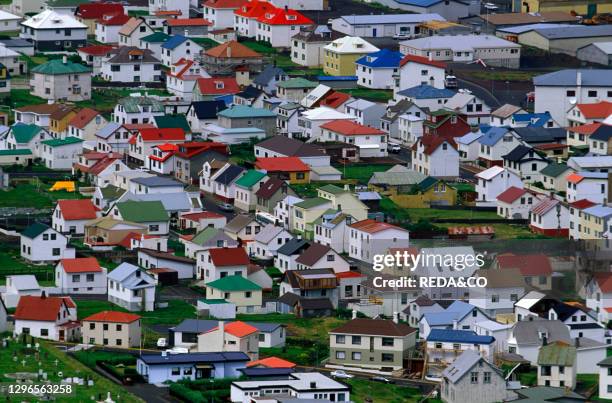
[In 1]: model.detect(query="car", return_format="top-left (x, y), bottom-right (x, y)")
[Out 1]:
top-left (389, 144), bottom-right (401, 153)
top-left (370, 376), bottom-right (394, 383)
top-left (425, 373), bottom-right (442, 382)
top-left (166, 347), bottom-right (189, 354)
top-left (393, 33), bottom-right (410, 40)
top-left (218, 202), bottom-right (235, 212)
top-left (331, 370), bottom-right (354, 379)
top-left (157, 338), bottom-right (167, 348)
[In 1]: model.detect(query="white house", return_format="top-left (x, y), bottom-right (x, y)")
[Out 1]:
top-left (247, 224), bottom-right (291, 260)
top-left (348, 219), bottom-right (409, 264)
top-left (107, 262), bottom-right (156, 312)
top-left (55, 257), bottom-right (107, 294)
top-left (477, 127), bottom-right (524, 168)
top-left (197, 246), bottom-right (250, 283)
top-left (20, 10), bottom-right (87, 52)
top-left (566, 171), bottom-right (608, 204)
top-left (396, 54), bottom-right (447, 93)
top-left (138, 248), bottom-right (196, 279)
top-left (67, 108), bottom-right (108, 141)
top-left (356, 49), bottom-right (403, 90)
top-left (444, 90), bottom-right (491, 125)
top-left (203, 0), bottom-right (243, 29)
top-left (297, 107), bottom-right (355, 140)
top-left (118, 17), bottom-right (154, 47)
top-left (469, 268), bottom-right (525, 317)
top-left (52, 199), bottom-right (99, 235)
top-left (502, 144), bottom-right (549, 183)
top-left (547, 303), bottom-right (605, 342)
top-left (598, 357), bottom-right (612, 400)
top-left (585, 272), bottom-right (612, 324)
top-left (496, 186), bottom-right (541, 220)
top-left (295, 242), bottom-right (349, 273)
top-left (39, 137), bottom-right (84, 170)
top-left (456, 131), bottom-right (483, 161)
top-left (2, 275), bottom-right (41, 309)
top-left (166, 58), bottom-right (210, 101)
top-left (475, 166), bottom-right (522, 207)
top-left (0, 10), bottom-right (21, 33)
top-left (319, 119), bottom-right (388, 158)
top-left (254, 7), bottom-right (313, 49)
top-left (411, 134), bottom-right (459, 178)
top-left (507, 318), bottom-right (572, 365)
top-left (14, 294), bottom-right (79, 342)
top-left (101, 47), bottom-right (162, 83)
top-left (537, 341), bottom-right (577, 389)
top-left (529, 198), bottom-right (569, 238)
top-left (161, 35), bottom-right (203, 66)
top-left (20, 222), bottom-right (74, 263)
top-left (95, 13), bottom-right (130, 44)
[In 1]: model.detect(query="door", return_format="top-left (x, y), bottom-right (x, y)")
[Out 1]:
top-left (372, 28), bottom-right (377, 37)
top-left (59, 330), bottom-right (65, 342)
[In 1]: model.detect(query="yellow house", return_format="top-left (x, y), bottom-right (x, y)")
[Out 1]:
top-left (517, 0), bottom-right (612, 16)
top-left (390, 177), bottom-right (458, 208)
top-left (323, 36), bottom-right (379, 76)
top-left (317, 184), bottom-right (369, 221)
top-left (578, 205), bottom-right (612, 239)
top-left (204, 276), bottom-right (263, 314)
top-left (255, 157), bottom-right (311, 184)
top-left (49, 106), bottom-right (77, 138)
top-left (292, 197), bottom-right (333, 239)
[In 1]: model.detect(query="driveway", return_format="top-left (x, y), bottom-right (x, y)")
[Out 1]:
top-left (158, 282), bottom-right (204, 303)
top-left (200, 194), bottom-right (237, 221)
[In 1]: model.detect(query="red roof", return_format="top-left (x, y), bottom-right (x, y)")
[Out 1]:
top-left (335, 271), bottom-right (366, 279)
top-left (58, 199), bottom-right (98, 220)
top-left (181, 211), bottom-right (225, 221)
top-left (166, 18), bottom-right (212, 26)
top-left (319, 119), bottom-right (385, 136)
top-left (246, 356), bottom-right (296, 368)
top-left (209, 247), bottom-right (250, 266)
top-left (175, 142), bottom-right (229, 159)
top-left (415, 134), bottom-right (457, 155)
top-left (349, 219), bottom-right (405, 234)
top-left (69, 108), bottom-right (100, 129)
top-left (235, 1), bottom-right (276, 18)
top-left (224, 321), bottom-right (258, 337)
top-left (73, 153), bottom-right (122, 176)
top-left (83, 310), bottom-right (141, 323)
top-left (496, 186), bottom-right (528, 204)
top-left (139, 127), bottom-right (186, 142)
top-left (400, 54), bottom-right (447, 69)
top-left (97, 13), bottom-right (130, 26)
top-left (257, 7), bottom-right (313, 25)
top-left (534, 143), bottom-right (568, 151)
top-left (576, 101), bottom-right (612, 119)
top-left (566, 173), bottom-right (585, 184)
top-left (14, 295), bottom-right (68, 322)
top-left (497, 254), bottom-right (552, 276)
top-left (78, 44), bottom-right (114, 56)
top-left (319, 91), bottom-right (351, 109)
top-left (168, 58), bottom-right (196, 79)
top-left (567, 122), bottom-right (603, 135)
top-left (569, 199), bottom-right (597, 210)
top-left (203, 0), bottom-right (246, 9)
top-left (154, 10), bottom-right (182, 16)
top-left (205, 40), bottom-right (262, 59)
top-left (594, 272), bottom-right (612, 293)
top-left (60, 257), bottom-right (102, 273)
top-left (124, 123), bottom-right (155, 131)
top-left (76, 3), bottom-right (124, 19)
top-left (118, 232), bottom-right (157, 248)
top-left (196, 77), bottom-right (240, 95)
top-left (255, 157), bottom-right (310, 172)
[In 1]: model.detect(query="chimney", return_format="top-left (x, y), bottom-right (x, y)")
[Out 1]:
top-left (41, 290), bottom-right (47, 299)
top-left (284, 5), bottom-right (288, 11)
top-left (542, 335), bottom-right (547, 346)
top-left (62, 55), bottom-right (67, 64)
top-left (352, 309), bottom-right (357, 319)
top-left (393, 312), bottom-right (398, 324)
top-left (452, 319), bottom-right (458, 329)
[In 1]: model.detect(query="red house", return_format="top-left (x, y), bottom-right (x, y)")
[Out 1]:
top-left (424, 110), bottom-right (471, 138)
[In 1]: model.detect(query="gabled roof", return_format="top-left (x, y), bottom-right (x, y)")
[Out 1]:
top-left (295, 242), bottom-right (332, 266)
top-left (14, 295), bottom-right (68, 322)
top-left (497, 253), bottom-right (552, 276)
top-left (77, 44), bottom-right (114, 56)
top-left (537, 341), bottom-right (576, 366)
top-left (593, 272), bottom-right (612, 293)
top-left (324, 36), bottom-right (379, 54)
top-left (138, 127), bottom-right (185, 142)
top-left (496, 186), bottom-right (530, 204)
top-left (320, 119), bottom-right (385, 136)
top-left (475, 165), bottom-right (505, 180)
top-left (533, 69), bottom-right (612, 87)
top-left (540, 162), bottom-right (571, 178)
top-left (530, 197), bottom-right (562, 216)
top-left (202, 0), bottom-right (245, 9)
top-left (11, 124), bottom-right (43, 144)
top-left (416, 134), bottom-right (457, 155)
top-left (256, 136), bottom-right (325, 158)
top-left (502, 144), bottom-right (543, 162)
top-left (491, 103), bottom-right (523, 118)
top-left (443, 350), bottom-right (499, 384)
top-left (21, 222), bottom-right (52, 239)
top-left (247, 356), bottom-right (296, 368)
top-left (166, 18), bottom-right (212, 26)
top-left (106, 46), bottom-right (160, 64)
top-left (256, 7), bottom-right (313, 26)
top-left (399, 54), bottom-right (446, 69)
top-left (206, 40), bottom-right (261, 58)
top-left (255, 157), bottom-right (310, 172)
top-left (255, 178), bottom-right (285, 199)
top-left (60, 257), bottom-right (102, 273)
top-left (222, 321), bottom-right (258, 337)
top-left (589, 124), bottom-right (612, 142)
top-left (116, 200), bottom-right (169, 222)
top-left (234, 169), bottom-right (267, 189)
top-left (22, 9), bottom-right (86, 29)
top-left (161, 35), bottom-right (190, 50)
top-left (57, 199), bottom-right (98, 220)
top-left (76, 3), bottom-right (124, 19)
top-left (478, 126), bottom-right (511, 146)
top-left (331, 318), bottom-right (415, 336)
top-left (196, 77), bottom-right (240, 95)
top-left (214, 164), bottom-right (245, 185)
top-left (349, 219), bottom-right (406, 234)
top-left (32, 59), bottom-right (91, 75)
top-left (140, 31), bottom-right (171, 43)
top-left (206, 275), bottom-right (262, 291)
top-left (217, 104), bottom-right (276, 118)
top-left (225, 214), bottom-right (257, 233)
top-left (356, 48), bottom-right (403, 68)
top-left (277, 238), bottom-right (309, 256)
top-left (96, 13), bottom-right (130, 26)
top-left (119, 17), bottom-right (148, 36)
top-left (83, 310), bottom-right (141, 324)
top-left (189, 100), bottom-right (227, 119)
top-left (209, 247), bottom-right (249, 267)
top-left (427, 329), bottom-right (494, 344)
top-left (68, 108), bottom-right (101, 129)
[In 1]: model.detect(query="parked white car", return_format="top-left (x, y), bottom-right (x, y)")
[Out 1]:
top-left (331, 370), bottom-right (354, 379)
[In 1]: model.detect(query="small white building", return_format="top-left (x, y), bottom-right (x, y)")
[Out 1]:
top-left (566, 171), bottom-right (608, 204)
top-left (247, 224), bottom-right (291, 260)
top-left (598, 356), bottom-right (612, 400)
top-left (107, 263), bottom-right (156, 312)
top-left (537, 341), bottom-right (577, 388)
top-left (52, 199), bottom-right (99, 235)
top-left (20, 222), bottom-right (74, 263)
top-left (475, 166), bottom-right (522, 207)
top-left (411, 134), bottom-right (459, 178)
top-left (30, 58), bottom-right (92, 102)
top-left (496, 186), bottom-right (540, 220)
top-left (347, 219), bottom-right (409, 264)
top-left (138, 248), bottom-right (196, 280)
top-left (55, 257), bottom-right (107, 294)
top-left (20, 9), bottom-right (87, 52)
top-left (39, 137), bottom-right (84, 170)
top-left (101, 47), bottom-right (162, 83)
top-left (14, 295), bottom-right (79, 342)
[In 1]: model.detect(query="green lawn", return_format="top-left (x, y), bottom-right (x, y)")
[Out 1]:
top-left (340, 88), bottom-right (394, 102)
top-left (466, 70), bottom-right (544, 82)
top-left (291, 182), bottom-right (349, 198)
top-left (335, 164), bottom-right (391, 184)
top-left (0, 182), bottom-right (86, 209)
top-left (344, 379), bottom-right (423, 403)
top-left (286, 68), bottom-right (325, 76)
top-left (0, 337), bottom-right (142, 402)
top-left (0, 246), bottom-right (55, 281)
top-left (240, 40), bottom-right (277, 55)
top-left (403, 208), bottom-right (499, 221)
top-left (380, 197), bottom-right (412, 221)
top-left (577, 373), bottom-right (599, 393)
top-left (2, 89), bottom-right (47, 110)
top-left (76, 299), bottom-right (196, 326)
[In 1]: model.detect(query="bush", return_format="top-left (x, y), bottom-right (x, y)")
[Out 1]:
top-left (170, 383), bottom-right (205, 403)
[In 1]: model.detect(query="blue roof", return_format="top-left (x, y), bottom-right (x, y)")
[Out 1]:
top-left (161, 35), bottom-right (188, 50)
top-left (317, 75), bottom-right (357, 81)
top-left (427, 329), bottom-right (495, 344)
top-left (356, 49), bottom-right (403, 68)
top-left (395, 0), bottom-right (443, 6)
top-left (478, 126), bottom-right (510, 146)
top-left (583, 205), bottom-right (612, 218)
top-left (423, 301), bottom-right (476, 326)
top-left (138, 352), bottom-right (249, 365)
top-left (512, 112), bottom-right (553, 127)
top-left (397, 84), bottom-right (455, 99)
top-left (456, 131), bottom-right (483, 145)
top-left (534, 69), bottom-right (612, 87)
top-left (238, 368), bottom-right (295, 377)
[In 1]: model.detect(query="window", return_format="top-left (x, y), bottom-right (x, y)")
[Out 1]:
top-left (566, 90), bottom-right (576, 97)
top-left (336, 335), bottom-right (345, 344)
top-left (588, 90), bottom-right (597, 97)
top-left (352, 336), bottom-right (361, 345)
top-left (352, 352), bottom-right (361, 360)
top-left (171, 367), bottom-right (181, 375)
top-left (381, 353), bottom-right (394, 362)
top-left (116, 339), bottom-right (122, 346)
top-left (382, 337), bottom-right (394, 347)
top-left (52, 248), bottom-right (60, 256)
top-left (40, 329), bottom-right (48, 337)
top-left (484, 372), bottom-right (491, 384)
top-left (89, 323), bottom-right (95, 330)
top-left (470, 372), bottom-right (478, 384)
top-left (336, 351), bottom-right (346, 359)
top-left (149, 224), bottom-right (159, 232)
top-left (116, 324), bottom-right (122, 331)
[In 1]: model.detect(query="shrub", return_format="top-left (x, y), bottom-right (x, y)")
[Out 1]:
top-left (169, 383), bottom-right (205, 403)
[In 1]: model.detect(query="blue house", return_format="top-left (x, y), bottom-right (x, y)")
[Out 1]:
top-left (396, 84), bottom-right (456, 110)
top-left (160, 35), bottom-right (202, 67)
top-left (420, 300), bottom-right (487, 338)
top-left (355, 49), bottom-right (404, 90)
top-left (426, 329), bottom-right (496, 365)
top-left (136, 351), bottom-right (249, 384)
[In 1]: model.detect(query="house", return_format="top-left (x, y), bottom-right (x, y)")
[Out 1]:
top-left (205, 276), bottom-right (263, 314)
top-left (186, 100), bottom-right (227, 132)
top-left (107, 262), bottom-right (156, 312)
top-left (183, 226), bottom-right (237, 258)
top-left (537, 341), bottom-right (577, 388)
top-left (395, 84), bottom-right (456, 111)
top-left (548, 302), bottom-right (605, 341)
top-left (30, 58), bottom-right (91, 101)
top-left (368, 164), bottom-right (427, 196)
top-left (233, 0), bottom-right (276, 38)
top-left (496, 186), bottom-right (540, 220)
top-left (540, 163), bottom-right (574, 193)
top-left (129, 127), bottom-right (185, 163)
top-left (255, 178), bottom-right (295, 213)
top-left (118, 17), bottom-right (154, 47)
top-left (273, 195), bottom-right (303, 230)
top-left (20, 222), bottom-right (74, 263)
top-left (164, 18), bottom-right (211, 37)
top-left (254, 6), bottom-right (313, 48)
top-left (585, 272), bottom-right (612, 323)
top-left (502, 144), bottom-right (549, 182)
top-left (490, 104), bottom-right (527, 127)
top-left (475, 166), bottom-right (522, 207)
top-left (396, 54), bottom-right (447, 96)
top-left (84, 216), bottom-right (146, 249)
top-left (344, 98), bottom-right (386, 128)
top-left (478, 127), bottom-right (525, 168)
top-left (230, 372), bottom-right (350, 402)
top-left (82, 310), bottom-right (141, 348)
top-left (291, 25), bottom-right (340, 67)
top-left (588, 124), bottom-right (612, 155)
top-left (566, 172), bottom-right (608, 204)
top-left (202, 40), bottom-right (263, 75)
top-left (203, 0), bottom-right (244, 29)
top-left (5, 124), bottom-right (47, 153)
top-left (95, 13), bottom-right (130, 44)
top-left (515, 25), bottom-right (612, 58)
top-left (0, 10), bottom-right (21, 33)
top-left (426, 329), bottom-right (495, 366)
top-left (577, 42), bottom-right (612, 67)
top-left (496, 253), bottom-right (553, 291)
top-left (456, 131), bottom-right (483, 161)
top-left (113, 96), bottom-right (165, 125)
top-left (382, 99), bottom-right (424, 141)
top-left (328, 318), bottom-right (416, 372)
top-left (20, 10), bottom-right (87, 51)
top-left (276, 78), bottom-right (318, 103)
top-left (254, 135), bottom-right (330, 167)
top-left (0, 44), bottom-right (26, 77)
top-left (216, 105), bottom-right (277, 136)
top-left (319, 119), bottom-right (387, 158)
top-left (529, 198), bottom-right (569, 237)
top-left (599, 356), bottom-right (612, 400)
top-left (295, 242), bottom-right (349, 273)
top-left (348, 219), bottom-right (409, 264)
top-left (383, 0), bottom-right (475, 21)
top-left (332, 13), bottom-right (446, 37)
top-left (255, 157), bottom-right (310, 184)
top-left (247, 224), bottom-right (291, 260)
top-left (52, 199), bottom-right (99, 235)
top-left (323, 36), bottom-right (379, 76)
top-left (418, 299), bottom-right (485, 338)
top-left (161, 35), bottom-right (203, 67)
top-left (73, 152), bottom-right (128, 187)
top-left (291, 197), bottom-right (332, 238)
top-left (280, 268), bottom-right (339, 308)
top-left (111, 200), bottom-right (169, 235)
top-left (444, 90), bottom-right (491, 125)
top-left (469, 268), bottom-right (525, 317)
top-left (173, 142), bottom-right (228, 184)
top-left (128, 175), bottom-right (185, 195)
top-left (1, 275), bottom-right (41, 309)
top-left (138, 248), bottom-right (196, 279)
top-left (166, 59), bottom-right (210, 101)
top-left (411, 134), bottom-right (459, 178)
top-left (355, 48), bottom-right (402, 90)
top-left (197, 246), bottom-right (249, 282)
top-left (297, 106), bottom-right (355, 139)
top-left (14, 294), bottom-right (79, 341)
top-left (75, 3), bottom-right (124, 35)
top-left (399, 34), bottom-right (521, 68)
top-left (197, 321), bottom-right (259, 360)
top-left (139, 31), bottom-right (171, 59)
top-left (67, 108), bottom-right (107, 141)
top-left (317, 184), bottom-right (368, 221)
top-left (441, 350), bottom-right (514, 403)
top-left (137, 351), bottom-right (249, 384)
top-left (568, 155), bottom-right (612, 173)
top-left (101, 47), bottom-right (162, 83)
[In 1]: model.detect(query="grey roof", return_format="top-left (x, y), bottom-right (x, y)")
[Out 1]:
top-left (511, 318), bottom-right (571, 345)
top-left (255, 224), bottom-right (286, 244)
top-left (442, 350), bottom-right (483, 384)
top-left (277, 238), bottom-right (310, 256)
top-left (96, 122), bottom-right (122, 139)
top-left (534, 24), bottom-right (612, 40)
top-left (107, 262), bottom-right (154, 289)
top-left (256, 136), bottom-right (326, 158)
top-left (368, 164), bottom-right (427, 186)
top-left (246, 322), bottom-right (282, 332)
top-left (171, 319), bottom-right (218, 333)
top-left (139, 351), bottom-right (249, 365)
top-left (253, 65), bottom-right (286, 87)
top-left (106, 46), bottom-right (160, 64)
top-left (131, 176), bottom-right (183, 188)
top-left (7, 275), bottom-right (40, 291)
top-left (339, 13), bottom-right (444, 25)
top-left (225, 214), bottom-right (256, 233)
top-left (118, 192), bottom-right (195, 212)
top-left (533, 69), bottom-right (612, 87)
top-left (214, 165), bottom-right (245, 186)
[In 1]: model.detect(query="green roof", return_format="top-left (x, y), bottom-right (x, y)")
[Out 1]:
top-left (448, 182), bottom-right (475, 193)
top-left (206, 276), bottom-right (261, 291)
top-left (199, 299), bottom-right (229, 305)
top-left (417, 176), bottom-right (439, 191)
top-left (235, 170), bottom-right (266, 189)
top-left (41, 136), bottom-right (83, 147)
top-left (22, 222), bottom-right (50, 239)
top-left (100, 185), bottom-right (124, 200)
top-left (141, 32), bottom-right (171, 43)
top-left (217, 105), bottom-right (276, 119)
top-left (294, 197), bottom-right (331, 209)
top-left (46, 0), bottom-right (88, 7)
top-left (31, 59), bottom-right (91, 75)
top-left (116, 200), bottom-right (169, 222)
top-left (540, 162), bottom-right (571, 178)
top-left (537, 342), bottom-right (576, 366)
top-left (118, 96), bottom-right (164, 114)
top-left (318, 184), bottom-right (345, 195)
top-left (154, 115), bottom-right (191, 133)
top-left (0, 149), bottom-right (32, 156)
top-left (190, 227), bottom-right (219, 246)
top-left (11, 124), bottom-right (42, 144)
top-left (277, 77), bottom-right (318, 89)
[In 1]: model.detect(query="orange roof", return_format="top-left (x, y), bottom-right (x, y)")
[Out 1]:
top-left (57, 199), bottom-right (98, 220)
top-left (196, 77), bottom-right (241, 95)
top-left (605, 307), bottom-right (612, 313)
top-left (594, 272), bottom-right (612, 293)
top-left (181, 211), bottom-right (225, 221)
top-left (400, 54), bottom-right (447, 69)
top-left (60, 257), bottom-right (102, 273)
top-left (166, 18), bottom-right (212, 26)
top-left (205, 321), bottom-right (258, 337)
top-left (335, 271), bottom-right (366, 279)
top-left (14, 295), bottom-right (68, 322)
top-left (69, 108), bottom-right (100, 129)
top-left (246, 356), bottom-right (296, 368)
top-left (83, 310), bottom-right (141, 323)
top-left (256, 7), bottom-right (313, 25)
top-left (320, 119), bottom-right (385, 136)
top-left (205, 40), bottom-right (261, 58)
top-left (566, 173), bottom-right (584, 184)
top-left (576, 101), bottom-right (612, 119)
top-left (349, 219), bottom-right (405, 234)
top-left (319, 91), bottom-right (351, 109)
top-left (154, 10), bottom-right (182, 16)
top-left (255, 157), bottom-right (310, 172)
top-left (203, 0), bottom-right (246, 9)
top-left (567, 122), bottom-right (603, 135)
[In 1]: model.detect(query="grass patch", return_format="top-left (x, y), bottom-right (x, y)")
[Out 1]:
top-left (577, 373), bottom-right (599, 391)
top-left (0, 181), bottom-right (87, 209)
top-left (404, 208), bottom-right (499, 221)
top-left (339, 88), bottom-right (393, 102)
top-left (76, 299), bottom-right (196, 326)
top-left (334, 164), bottom-right (391, 184)
top-left (344, 378), bottom-right (422, 403)
top-left (229, 141), bottom-right (256, 165)
top-left (380, 197), bottom-right (411, 221)
top-left (240, 40), bottom-right (277, 55)
top-left (286, 68), bottom-right (325, 76)
top-left (2, 89), bottom-right (47, 110)
top-left (466, 70), bottom-right (542, 82)
top-left (290, 182), bottom-right (349, 198)
top-left (519, 369), bottom-right (537, 386)
top-left (0, 246), bottom-right (55, 281)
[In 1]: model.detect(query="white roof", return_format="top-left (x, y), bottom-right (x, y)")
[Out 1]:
top-left (475, 165), bottom-right (505, 180)
top-left (324, 36), bottom-right (379, 54)
top-left (21, 9), bottom-right (86, 30)
top-left (475, 319), bottom-right (513, 331)
top-left (568, 155), bottom-right (612, 170)
top-left (7, 275), bottom-right (40, 291)
top-left (0, 10), bottom-right (21, 21)
top-left (301, 106), bottom-right (353, 121)
top-left (445, 92), bottom-right (477, 110)
top-left (591, 41), bottom-right (612, 54)
top-left (339, 13), bottom-right (445, 25)
top-left (514, 290), bottom-right (546, 310)
top-left (400, 34), bottom-right (520, 51)
top-left (232, 372), bottom-right (346, 391)
top-left (0, 45), bottom-right (19, 58)
top-left (301, 84), bottom-right (331, 108)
